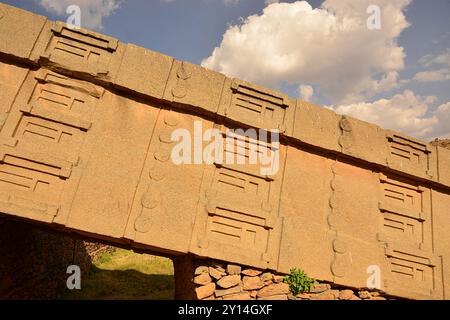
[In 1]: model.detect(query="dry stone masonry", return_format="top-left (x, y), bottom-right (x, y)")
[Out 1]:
top-left (0, 3), bottom-right (450, 300)
top-left (187, 258), bottom-right (392, 300)
top-left (0, 218), bottom-right (106, 299)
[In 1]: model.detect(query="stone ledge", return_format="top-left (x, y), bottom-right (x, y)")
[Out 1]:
top-left (1, 2), bottom-right (447, 190)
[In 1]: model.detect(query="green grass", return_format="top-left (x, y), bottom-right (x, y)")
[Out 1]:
top-left (63, 249), bottom-right (175, 300)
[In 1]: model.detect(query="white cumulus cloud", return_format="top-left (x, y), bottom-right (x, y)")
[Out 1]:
top-left (202, 0), bottom-right (411, 105)
top-left (331, 90), bottom-right (450, 140)
top-left (298, 85), bottom-right (314, 101)
top-left (38, 0), bottom-right (121, 30)
top-left (413, 68), bottom-right (450, 82)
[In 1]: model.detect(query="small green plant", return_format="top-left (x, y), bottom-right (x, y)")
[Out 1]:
top-left (284, 268), bottom-right (316, 296)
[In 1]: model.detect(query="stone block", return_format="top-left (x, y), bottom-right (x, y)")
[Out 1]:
top-left (437, 146), bottom-right (450, 187)
top-left (242, 276), bottom-right (265, 290)
top-left (114, 44), bottom-right (173, 99)
top-left (209, 267), bottom-right (226, 280)
top-left (309, 283), bottom-right (331, 293)
top-left (214, 284), bottom-right (241, 298)
top-left (257, 283), bottom-right (289, 298)
top-left (0, 3), bottom-right (47, 59)
top-left (194, 266), bottom-right (209, 275)
top-left (260, 272), bottom-right (273, 282)
top-left (241, 269), bottom-right (263, 277)
top-left (32, 21), bottom-right (122, 79)
top-left (217, 275), bottom-right (241, 289)
top-left (164, 60), bottom-right (225, 114)
top-left (196, 283), bottom-right (215, 300)
top-left (358, 291), bottom-right (372, 299)
top-left (258, 294), bottom-right (288, 300)
top-left (194, 273), bottom-right (212, 285)
top-left (0, 62), bottom-right (28, 116)
top-left (385, 130), bottom-right (436, 180)
top-left (338, 289), bottom-right (355, 300)
top-left (226, 264), bottom-right (242, 275)
top-left (222, 292), bottom-right (251, 300)
top-left (219, 78), bottom-right (295, 133)
top-left (337, 115), bottom-right (387, 166)
top-left (292, 100), bottom-right (341, 152)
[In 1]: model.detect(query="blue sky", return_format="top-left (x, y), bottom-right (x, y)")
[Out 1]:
top-left (4, 0), bottom-right (450, 139)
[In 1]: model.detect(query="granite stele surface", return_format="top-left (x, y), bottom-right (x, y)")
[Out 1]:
top-left (0, 3), bottom-right (449, 300)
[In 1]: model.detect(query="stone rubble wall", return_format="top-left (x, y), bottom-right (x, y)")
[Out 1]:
top-left (190, 258), bottom-right (392, 300)
top-left (0, 218), bottom-right (110, 299)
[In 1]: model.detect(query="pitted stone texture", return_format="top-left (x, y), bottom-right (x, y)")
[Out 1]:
top-left (0, 3), bottom-right (449, 301)
top-left (217, 275), bottom-right (241, 289)
top-left (194, 273), bottom-right (212, 285)
top-left (0, 3), bottom-right (47, 58)
top-left (257, 283), bottom-right (290, 298)
top-left (195, 283), bottom-right (215, 300)
top-left (242, 276), bottom-right (265, 290)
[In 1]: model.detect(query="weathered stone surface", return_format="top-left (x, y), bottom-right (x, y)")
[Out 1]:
top-left (217, 275), bottom-right (241, 289)
top-left (293, 100), bottom-right (341, 152)
top-left (194, 266), bottom-right (209, 275)
top-left (164, 60), bottom-right (225, 114)
top-left (194, 273), bottom-right (212, 285)
top-left (358, 291), bottom-right (372, 299)
top-left (0, 3), bottom-right (47, 59)
top-left (310, 291), bottom-right (336, 300)
top-left (242, 276), bottom-right (265, 290)
top-left (257, 283), bottom-right (290, 298)
top-left (309, 283), bottom-right (331, 293)
top-left (114, 44), bottom-right (173, 99)
top-left (209, 267), bottom-right (226, 280)
top-left (226, 264), bottom-right (242, 275)
top-left (241, 269), bottom-right (263, 277)
top-left (273, 275), bottom-right (284, 283)
top-left (0, 4), bottom-right (449, 301)
top-left (338, 289), bottom-right (355, 300)
top-left (297, 293), bottom-right (312, 299)
top-left (259, 294), bottom-right (288, 300)
top-left (215, 284), bottom-right (241, 298)
top-left (222, 292), bottom-right (251, 300)
top-left (437, 146), bottom-right (450, 186)
top-left (330, 290), bottom-right (341, 299)
top-left (196, 283), bottom-right (215, 300)
top-left (215, 266), bottom-right (226, 273)
top-left (260, 272), bottom-right (273, 282)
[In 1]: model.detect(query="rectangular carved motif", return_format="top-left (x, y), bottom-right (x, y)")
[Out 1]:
top-left (378, 174), bottom-right (427, 248)
top-left (211, 166), bottom-right (270, 203)
top-left (11, 115), bottom-right (84, 163)
top-left (387, 132), bottom-right (432, 176)
top-left (191, 161), bottom-right (282, 269)
top-left (0, 162), bottom-right (63, 197)
top-left (0, 160), bottom-right (64, 220)
top-left (226, 80), bottom-right (289, 130)
top-left (20, 72), bottom-right (99, 130)
top-left (385, 247), bottom-right (437, 296)
top-left (42, 22), bottom-right (117, 73)
top-left (206, 212), bottom-right (269, 250)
